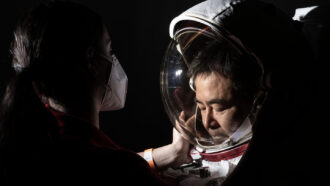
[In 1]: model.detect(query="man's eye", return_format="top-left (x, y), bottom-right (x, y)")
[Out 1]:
top-left (211, 104), bottom-right (224, 112)
top-left (215, 108), bottom-right (225, 112)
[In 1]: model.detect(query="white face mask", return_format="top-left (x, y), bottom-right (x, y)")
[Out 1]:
top-left (99, 54), bottom-right (128, 111)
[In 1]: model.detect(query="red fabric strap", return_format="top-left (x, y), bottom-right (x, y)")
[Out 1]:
top-left (198, 142), bottom-right (249, 162)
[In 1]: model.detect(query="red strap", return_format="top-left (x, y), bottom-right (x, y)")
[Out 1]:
top-left (198, 143), bottom-right (249, 162)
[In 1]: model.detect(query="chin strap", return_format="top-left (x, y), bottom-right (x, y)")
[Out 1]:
top-left (197, 142), bottom-right (249, 162)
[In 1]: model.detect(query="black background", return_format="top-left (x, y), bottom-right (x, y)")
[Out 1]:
top-left (0, 0), bottom-right (325, 152)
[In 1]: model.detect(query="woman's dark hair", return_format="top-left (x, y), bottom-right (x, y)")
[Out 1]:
top-left (188, 39), bottom-right (263, 101)
top-left (0, 1), bottom-right (103, 149)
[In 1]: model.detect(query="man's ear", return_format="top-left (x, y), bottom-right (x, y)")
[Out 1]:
top-left (250, 90), bottom-right (268, 124)
top-left (254, 91), bottom-right (268, 111)
top-left (250, 71), bottom-right (272, 118)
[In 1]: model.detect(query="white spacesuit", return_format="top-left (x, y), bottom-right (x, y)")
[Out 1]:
top-left (159, 0), bottom-right (317, 185)
top-left (159, 0), bottom-right (266, 185)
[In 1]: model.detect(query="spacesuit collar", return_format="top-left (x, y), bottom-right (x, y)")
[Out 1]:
top-left (198, 142), bottom-right (249, 162)
top-left (226, 117), bottom-right (252, 144)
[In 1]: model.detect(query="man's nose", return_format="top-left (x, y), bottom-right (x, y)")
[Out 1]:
top-left (203, 108), bottom-right (214, 128)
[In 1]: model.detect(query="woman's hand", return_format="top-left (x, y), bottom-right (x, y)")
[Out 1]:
top-left (151, 126), bottom-right (193, 170)
top-left (168, 127), bottom-right (193, 168)
top-left (138, 112), bottom-right (194, 170)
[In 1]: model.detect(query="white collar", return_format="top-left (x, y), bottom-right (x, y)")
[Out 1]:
top-left (227, 117), bottom-right (252, 144)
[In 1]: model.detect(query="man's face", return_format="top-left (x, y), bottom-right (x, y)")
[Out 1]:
top-left (195, 72), bottom-right (250, 143)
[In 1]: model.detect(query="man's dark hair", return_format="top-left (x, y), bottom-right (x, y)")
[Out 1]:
top-left (188, 39), bottom-right (263, 101)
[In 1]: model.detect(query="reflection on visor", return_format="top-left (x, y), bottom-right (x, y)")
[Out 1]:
top-left (175, 27), bottom-right (217, 65)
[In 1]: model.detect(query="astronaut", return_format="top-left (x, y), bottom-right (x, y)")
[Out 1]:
top-left (159, 0), bottom-right (309, 185)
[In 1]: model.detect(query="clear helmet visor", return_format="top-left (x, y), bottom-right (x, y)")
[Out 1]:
top-left (160, 26), bottom-right (255, 152)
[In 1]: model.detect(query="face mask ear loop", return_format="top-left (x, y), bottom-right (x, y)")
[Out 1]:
top-left (99, 54), bottom-right (114, 106)
top-left (101, 80), bottom-right (111, 106)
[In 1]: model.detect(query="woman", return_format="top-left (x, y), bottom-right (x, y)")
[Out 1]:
top-left (0, 1), bottom-right (190, 185)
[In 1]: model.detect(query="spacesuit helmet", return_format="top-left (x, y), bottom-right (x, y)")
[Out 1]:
top-left (160, 0), bottom-right (267, 153)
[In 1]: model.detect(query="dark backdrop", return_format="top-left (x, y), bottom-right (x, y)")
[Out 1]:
top-left (0, 0), bottom-right (325, 152)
